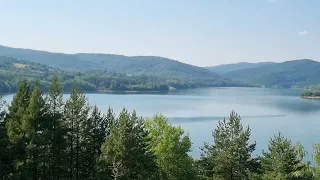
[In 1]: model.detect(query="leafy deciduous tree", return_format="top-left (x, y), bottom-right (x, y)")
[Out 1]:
top-left (145, 114), bottom-right (196, 180)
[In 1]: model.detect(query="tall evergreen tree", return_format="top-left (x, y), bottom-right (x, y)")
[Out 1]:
top-left (81, 106), bottom-right (113, 179)
top-left (145, 114), bottom-right (196, 180)
top-left (6, 79), bottom-right (31, 141)
top-left (100, 109), bottom-right (159, 180)
top-left (46, 76), bottom-right (67, 179)
top-left (104, 107), bottom-right (115, 137)
top-left (5, 79), bottom-right (31, 179)
top-left (0, 97), bottom-right (14, 179)
top-left (261, 133), bottom-right (307, 180)
top-left (22, 81), bottom-right (49, 180)
top-left (199, 110), bottom-right (259, 180)
top-left (64, 86), bottom-right (90, 180)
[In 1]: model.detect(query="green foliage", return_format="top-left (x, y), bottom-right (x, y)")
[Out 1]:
top-left (64, 87), bottom-right (91, 179)
top-left (301, 91), bottom-right (320, 97)
top-left (199, 110), bottom-right (259, 180)
top-left (145, 115), bottom-right (196, 180)
top-left (0, 45), bottom-right (220, 78)
top-left (224, 59), bottom-right (320, 88)
top-left (80, 106), bottom-right (114, 179)
top-left (206, 62), bottom-right (275, 74)
top-left (261, 133), bottom-right (311, 180)
top-left (6, 79), bottom-right (31, 142)
top-left (301, 92), bottom-right (315, 96)
top-left (0, 45), bottom-right (246, 92)
top-left (0, 97), bottom-right (14, 179)
top-left (100, 109), bottom-right (159, 179)
top-left (22, 83), bottom-right (49, 179)
top-left (0, 55), bottom-right (242, 93)
top-left (5, 79), bottom-right (31, 179)
top-left (45, 76), bottom-right (68, 179)
top-left (313, 144), bottom-right (320, 179)
top-left (0, 56), bottom-right (171, 93)
top-left (2, 79), bottom-right (320, 180)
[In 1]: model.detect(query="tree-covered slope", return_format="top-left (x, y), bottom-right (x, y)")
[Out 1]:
top-left (0, 45), bottom-right (97, 70)
top-left (205, 62), bottom-right (275, 74)
top-left (74, 53), bottom-right (216, 78)
top-left (224, 59), bottom-right (320, 87)
top-left (0, 56), bottom-right (246, 93)
top-left (0, 56), bottom-right (171, 93)
top-left (0, 45), bottom-right (246, 88)
top-left (0, 45), bottom-right (220, 79)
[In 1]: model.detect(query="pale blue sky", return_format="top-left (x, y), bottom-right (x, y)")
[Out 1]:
top-left (0, 0), bottom-right (319, 66)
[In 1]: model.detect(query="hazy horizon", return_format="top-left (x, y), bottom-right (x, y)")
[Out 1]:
top-left (4, 44), bottom-right (315, 67)
top-left (0, 0), bottom-right (319, 66)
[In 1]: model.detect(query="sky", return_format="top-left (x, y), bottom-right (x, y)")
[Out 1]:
top-left (0, 0), bottom-right (319, 66)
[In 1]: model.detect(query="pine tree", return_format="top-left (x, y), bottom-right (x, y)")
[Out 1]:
top-left (261, 133), bottom-right (311, 180)
top-left (22, 82), bottom-right (48, 180)
top-left (199, 110), bottom-right (259, 180)
top-left (6, 79), bottom-right (31, 141)
top-left (0, 97), bottom-right (14, 179)
top-left (5, 79), bottom-right (31, 179)
top-left (46, 76), bottom-right (67, 179)
top-left (100, 109), bottom-right (159, 180)
top-left (64, 86), bottom-right (90, 180)
top-left (81, 106), bottom-right (113, 179)
top-left (104, 107), bottom-right (115, 137)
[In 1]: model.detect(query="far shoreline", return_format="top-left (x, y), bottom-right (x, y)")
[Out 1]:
top-left (301, 96), bottom-right (320, 100)
top-left (2, 86), bottom-right (305, 97)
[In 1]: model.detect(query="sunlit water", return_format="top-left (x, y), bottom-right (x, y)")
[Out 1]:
top-left (4, 87), bottom-right (320, 161)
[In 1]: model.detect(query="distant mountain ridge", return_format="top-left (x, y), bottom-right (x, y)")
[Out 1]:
top-left (205, 62), bottom-right (276, 74)
top-left (2, 45), bottom-right (318, 89)
top-left (0, 45), bottom-right (246, 88)
top-left (0, 45), bottom-right (219, 79)
top-left (223, 59), bottom-right (320, 87)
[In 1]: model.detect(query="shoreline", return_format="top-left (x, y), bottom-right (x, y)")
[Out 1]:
top-left (2, 86), bottom-right (305, 96)
top-left (96, 89), bottom-right (171, 93)
top-left (301, 96), bottom-right (320, 100)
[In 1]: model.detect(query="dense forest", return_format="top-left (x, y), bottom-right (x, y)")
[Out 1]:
top-left (0, 56), bottom-right (246, 93)
top-left (205, 62), bottom-right (275, 74)
top-left (301, 91), bottom-right (320, 97)
top-left (0, 56), bottom-right (171, 93)
top-left (1, 79), bottom-right (320, 180)
top-left (0, 45), bottom-right (222, 79)
top-left (2, 45), bottom-right (320, 89)
top-left (223, 59), bottom-right (320, 88)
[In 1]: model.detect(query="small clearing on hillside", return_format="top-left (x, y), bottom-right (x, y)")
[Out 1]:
top-left (14, 63), bottom-right (29, 68)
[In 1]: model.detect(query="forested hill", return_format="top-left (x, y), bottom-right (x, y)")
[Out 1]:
top-left (205, 62), bottom-right (275, 74)
top-left (0, 45), bottom-right (97, 70)
top-left (1, 80), bottom-right (318, 179)
top-left (0, 56), bottom-right (170, 93)
top-left (0, 45), bottom-right (217, 79)
top-left (0, 56), bottom-right (245, 93)
top-left (224, 59), bottom-right (320, 88)
top-left (74, 54), bottom-right (216, 78)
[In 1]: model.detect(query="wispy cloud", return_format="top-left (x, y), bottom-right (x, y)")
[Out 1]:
top-left (299, 31), bottom-right (308, 36)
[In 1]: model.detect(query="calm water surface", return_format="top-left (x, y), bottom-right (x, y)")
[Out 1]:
top-left (4, 87), bottom-right (320, 160)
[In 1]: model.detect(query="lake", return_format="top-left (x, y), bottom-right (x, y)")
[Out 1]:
top-left (3, 87), bottom-right (320, 161)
